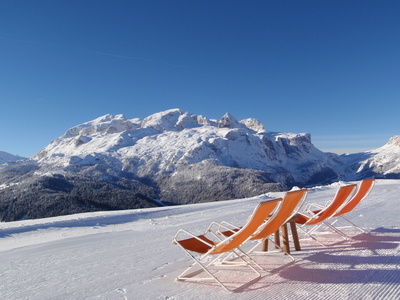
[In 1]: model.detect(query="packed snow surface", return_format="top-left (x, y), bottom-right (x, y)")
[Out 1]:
top-left (1, 179), bottom-right (400, 299)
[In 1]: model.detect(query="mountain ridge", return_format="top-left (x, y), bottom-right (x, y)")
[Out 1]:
top-left (1, 109), bottom-right (398, 221)
top-left (0, 151), bottom-right (27, 164)
top-left (28, 109), bottom-right (343, 196)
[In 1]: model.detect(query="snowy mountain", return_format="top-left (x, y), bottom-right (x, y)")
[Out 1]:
top-left (338, 135), bottom-right (400, 180)
top-left (0, 151), bottom-right (26, 164)
top-left (0, 109), bottom-right (398, 221)
top-left (33, 108), bottom-right (339, 186)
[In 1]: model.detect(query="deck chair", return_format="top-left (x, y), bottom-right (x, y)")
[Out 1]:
top-left (316, 179), bottom-right (375, 234)
top-left (172, 198), bottom-right (281, 292)
top-left (295, 184), bottom-right (357, 243)
top-left (218, 189), bottom-right (308, 261)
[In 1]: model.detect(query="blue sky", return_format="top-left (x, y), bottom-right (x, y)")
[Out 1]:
top-left (1, 0), bottom-right (399, 158)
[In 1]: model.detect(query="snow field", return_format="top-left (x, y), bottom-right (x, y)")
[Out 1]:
top-left (1, 179), bottom-right (400, 299)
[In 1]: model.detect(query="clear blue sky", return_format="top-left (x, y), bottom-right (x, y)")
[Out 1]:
top-left (1, 0), bottom-right (399, 158)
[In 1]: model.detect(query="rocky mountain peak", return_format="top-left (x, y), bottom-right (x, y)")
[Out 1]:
top-left (1, 108), bottom-right (399, 222)
top-left (240, 118), bottom-right (266, 132)
top-left (64, 114), bottom-right (134, 137)
top-left (388, 135), bottom-right (400, 147)
top-left (218, 112), bottom-right (241, 128)
top-left (141, 108), bottom-right (183, 131)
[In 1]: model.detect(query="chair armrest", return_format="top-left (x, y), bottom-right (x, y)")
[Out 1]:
top-left (172, 229), bottom-right (214, 247)
top-left (215, 221), bottom-right (240, 235)
top-left (305, 203), bottom-right (325, 215)
top-left (220, 221), bottom-right (240, 229)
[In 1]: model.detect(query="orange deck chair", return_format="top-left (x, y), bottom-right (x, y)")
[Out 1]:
top-left (172, 198), bottom-right (281, 292)
top-left (295, 184), bottom-right (357, 243)
top-left (218, 189), bottom-right (308, 260)
top-left (318, 179), bottom-right (375, 234)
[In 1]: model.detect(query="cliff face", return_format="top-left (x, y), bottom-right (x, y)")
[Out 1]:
top-left (1, 109), bottom-right (398, 221)
top-left (32, 109), bottom-right (338, 187)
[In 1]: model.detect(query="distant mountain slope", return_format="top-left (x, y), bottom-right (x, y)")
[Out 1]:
top-left (33, 108), bottom-right (340, 187)
top-left (0, 151), bottom-right (27, 164)
top-left (0, 109), bottom-right (398, 221)
top-left (339, 135), bottom-right (400, 180)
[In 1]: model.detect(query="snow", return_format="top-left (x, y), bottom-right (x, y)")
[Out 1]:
top-left (31, 109), bottom-right (340, 187)
top-left (1, 179), bottom-right (400, 299)
top-left (0, 151), bottom-right (27, 164)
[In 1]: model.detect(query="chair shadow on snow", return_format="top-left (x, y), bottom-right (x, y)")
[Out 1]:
top-left (277, 228), bottom-right (400, 285)
top-left (176, 263), bottom-right (266, 293)
top-left (371, 226), bottom-right (400, 234)
top-left (173, 227), bottom-right (400, 292)
top-left (175, 246), bottom-right (298, 292)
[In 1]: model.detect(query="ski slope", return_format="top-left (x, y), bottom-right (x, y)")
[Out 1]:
top-left (1, 180), bottom-right (400, 299)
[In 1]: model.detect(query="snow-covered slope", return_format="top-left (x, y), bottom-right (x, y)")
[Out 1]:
top-left (0, 151), bottom-right (26, 164)
top-left (339, 135), bottom-right (400, 180)
top-left (1, 109), bottom-right (399, 221)
top-left (33, 108), bottom-right (339, 186)
top-left (1, 179), bottom-right (400, 299)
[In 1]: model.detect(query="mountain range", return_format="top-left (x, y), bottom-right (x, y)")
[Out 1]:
top-left (1, 108), bottom-right (399, 221)
top-left (0, 151), bottom-right (26, 164)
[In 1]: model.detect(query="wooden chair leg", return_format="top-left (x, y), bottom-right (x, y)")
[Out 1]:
top-left (274, 230), bottom-right (280, 249)
top-left (261, 239), bottom-right (269, 251)
top-left (290, 221), bottom-right (301, 251)
top-left (281, 223), bottom-right (290, 254)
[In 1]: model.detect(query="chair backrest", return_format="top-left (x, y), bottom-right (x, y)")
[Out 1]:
top-left (306, 184), bottom-right (357, 225)
top-left (334, 179), bottom-right (375, 217)
top-left (251, 189), bottom-right (308, 240)
top-left (212, 198), bottom-right (281, 254)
